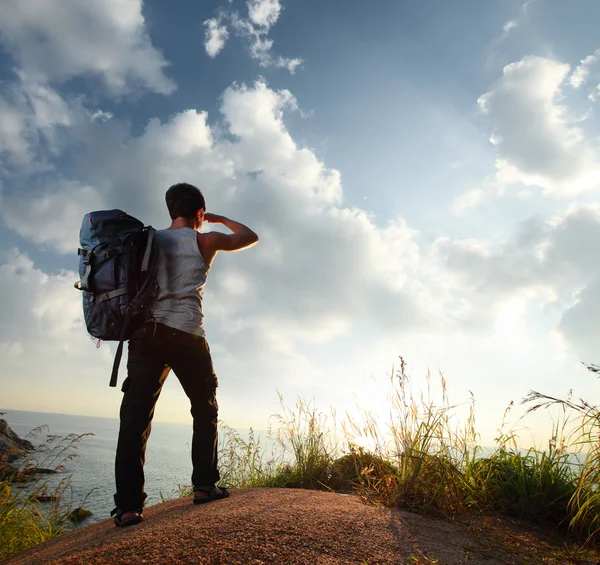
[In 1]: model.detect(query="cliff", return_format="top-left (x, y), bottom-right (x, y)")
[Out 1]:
top-left (0, 418), bottom-right (33, 462)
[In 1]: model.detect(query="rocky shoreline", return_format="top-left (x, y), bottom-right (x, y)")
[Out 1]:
top-left (0, 417), bottom-right (61, 481)
top-left (0, 417), bottom-right (34, 462)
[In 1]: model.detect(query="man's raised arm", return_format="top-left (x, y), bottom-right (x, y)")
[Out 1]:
top-left (204, 213), bottom-right (259, 252)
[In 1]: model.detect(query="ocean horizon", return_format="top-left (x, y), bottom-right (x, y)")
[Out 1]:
top-left (1, 408), bottom-right (269, 525)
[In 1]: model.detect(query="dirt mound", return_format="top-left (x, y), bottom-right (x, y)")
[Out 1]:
top-left (6, 488), bottom-right (494, 565)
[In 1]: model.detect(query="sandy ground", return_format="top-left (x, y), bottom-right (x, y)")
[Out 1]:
top-left (3, 488), bottom-right (519, 564)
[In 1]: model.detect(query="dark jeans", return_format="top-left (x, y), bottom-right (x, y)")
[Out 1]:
top-left (114, 322), bottom-right (219, 511)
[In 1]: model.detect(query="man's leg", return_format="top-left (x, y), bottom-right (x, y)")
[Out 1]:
top-left (169, 332), bottom-right (220, 489)
top-left (114, 325), bottom-right (170, 511)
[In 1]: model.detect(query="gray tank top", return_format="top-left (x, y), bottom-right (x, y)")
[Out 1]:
top-left (151, 228), bottom-right (210, 336)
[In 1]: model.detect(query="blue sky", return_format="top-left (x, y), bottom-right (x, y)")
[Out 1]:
top-left (1, 0), bottom-right (600, 447)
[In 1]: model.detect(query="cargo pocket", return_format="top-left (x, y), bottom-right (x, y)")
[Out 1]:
top-left (207, 374), bottom-right (219, 411)
top-left (121, 376), bottom-right (131, 393)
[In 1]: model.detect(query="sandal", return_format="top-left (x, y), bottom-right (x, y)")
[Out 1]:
top-left (111, 507), bottom-right (143, 527)
top-left (193, 485), bottom-right (230, 505)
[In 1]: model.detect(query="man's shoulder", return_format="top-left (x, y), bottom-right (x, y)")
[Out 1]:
top-left (197, 232), bottom-right (216, 266)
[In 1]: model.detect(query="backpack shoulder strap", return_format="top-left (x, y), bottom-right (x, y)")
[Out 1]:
top-left (109, 307), bottom-right (135, 388)
top-left (141, 227), bottom-right (155, 273)
top-left (109, 227), bottom-right (157, 388)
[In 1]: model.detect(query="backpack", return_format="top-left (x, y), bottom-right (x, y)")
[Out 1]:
top-left (75, 210), bottom-right (159, 387)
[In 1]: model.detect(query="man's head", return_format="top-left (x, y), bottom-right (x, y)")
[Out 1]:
top-left (166, 183), bottom-right (205, 227)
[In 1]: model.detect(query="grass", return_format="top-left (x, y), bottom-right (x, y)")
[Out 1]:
top-left (5, 357), bottom-right (600, 562)
top-left (522, 362), bottom-right (600, 544)
top-left (0, 425), bottom-right (90, 560)
top-left (204, 356), bottom-right (600, 559)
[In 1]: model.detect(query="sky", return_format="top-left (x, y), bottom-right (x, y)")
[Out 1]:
top-left (1, 0), bottom-right (600, 447)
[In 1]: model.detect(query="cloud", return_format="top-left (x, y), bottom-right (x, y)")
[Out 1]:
top-left (0, 95), bottom-right (29, 162)
top-left (204, 18), bottom-right (229, 58)
top-left (0, 79), bottom-right (431, 420)
top-left (0, 248), bottom-right (125, 417)
top-left (486, 0), bottom-right (537, 58)
top-left (6, 72), bottom-right (600, 369)
top-left (248, 0), bottom-right (281, 29)
top-left (204, 1), bottom-right (302, 73)
top-left (0, 0), bottom-right (175, 95)
top-left (90, 110), bottom-right (113, 123)
top-left (0, 250), bottom-right (83, 342)
top-left (570, 49), bottom-right (600, 88)
top-left (477, 56), bottom-right (600, 197)
top-left (502, 19), bottom-right (518, 38)
top-left (0, 74), bottom-right (73, 168)
top-left (452, 188), bottom-right (486, 215)
top-left (434, 203), bottom-right (600, 361)
top-left (1, 80), bottom-right (433, 376)
top-left (2, 75), bottom-right (599, 434)
top-left (0, 180), bottom-right (105, 253)
top-left (559, 278), bottom-right (600, 362)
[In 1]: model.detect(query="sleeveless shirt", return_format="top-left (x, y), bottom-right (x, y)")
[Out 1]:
top-left (151, 228), bottom-right (210, 336)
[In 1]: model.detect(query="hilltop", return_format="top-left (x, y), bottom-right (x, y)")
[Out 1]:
top-left (5, 488), bottom-right (597, 565)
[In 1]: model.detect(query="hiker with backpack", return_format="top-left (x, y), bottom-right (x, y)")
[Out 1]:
top-left (76, 182), bottom-right (259, 527)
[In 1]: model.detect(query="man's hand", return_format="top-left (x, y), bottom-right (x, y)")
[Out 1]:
top-left (203, 213), bottom-right (223, 223)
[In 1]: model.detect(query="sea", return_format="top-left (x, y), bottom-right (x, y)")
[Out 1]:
top-left (1, 409), bottom-right (260, 525)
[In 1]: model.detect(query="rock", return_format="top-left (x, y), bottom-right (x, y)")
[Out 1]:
top-left (0, 466), bottom-right (58, 484)
top-left (0, 419), bottom-right (34, 461)
top-left (21, 467), bottom-right (57, 475)
top-left (32, 495), bottom-right (58, 503)
top-left (69, 507), bottom-right (93, 523)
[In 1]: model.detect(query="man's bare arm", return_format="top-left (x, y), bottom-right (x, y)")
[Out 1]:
top-left (204, 213), bottom-right (259, 252)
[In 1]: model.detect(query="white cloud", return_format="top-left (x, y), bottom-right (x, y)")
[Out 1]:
top-left (0, 78), bottom-right (424, 420)
top-left (0, 181), bottom-right (105, 253)
top-left (90, 110), bottom-right (113, 123)
top-left (484, 0), bottom-right (541, 71)
top-left (559, 279), bottom-right (600, 361)
top-left (0, 95), bottom-right (29, 162)
top-left (275, 56), bottom-right (303, 74)
top-left (0, 250), bottom-right (83, 342)
top-left (0, 75), bottom-right (73, 167)
top-left (205, 2), bottom-right (302, 73)
top-left (0, 0), bottom-right (175, 95)
top-left (494, 0), bottom-right (536, 46)
top-left (2, 77), bottom-right (600, 437)
top-left (434, 204), bottom-right (600, 360)
top-left (477, 56), bottom-right (600, 197)
top-left (452, 188), bottom-right (486, 215)
top-left (204, 18), bottom-right (229, 58)
top-left (248, 0), bottom-right (281, 29)
top-left (503, 20), bottom-right (518, 35)
top-left (0, 249), bottom-right (124, 418)
top-left (570, 48), bottom-right (600, 88)
top-left (1, 81), bottom-right (429, 366)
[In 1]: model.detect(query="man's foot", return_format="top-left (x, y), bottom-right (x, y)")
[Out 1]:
top-left (193, 485), bottom-right (230, 505)
top-left (111, 508), bottom-right (143, 527)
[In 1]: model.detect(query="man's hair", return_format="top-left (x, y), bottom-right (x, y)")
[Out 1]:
top-left (165, 183), bottom-right (206, 220)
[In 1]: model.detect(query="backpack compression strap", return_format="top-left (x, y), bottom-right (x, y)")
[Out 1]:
top-left (77, 246), bottom-right (129, 292)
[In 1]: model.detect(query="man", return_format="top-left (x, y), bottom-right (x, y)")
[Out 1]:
top-left (112, 182), bottom-right (259, 527)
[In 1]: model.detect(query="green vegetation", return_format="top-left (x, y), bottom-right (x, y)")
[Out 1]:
top-left (5, 358), bottom-right (600, 562)
top-left (208, 357), bottom-right (600, 557)
top-left (0, 427), bottom-right (89, 560)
